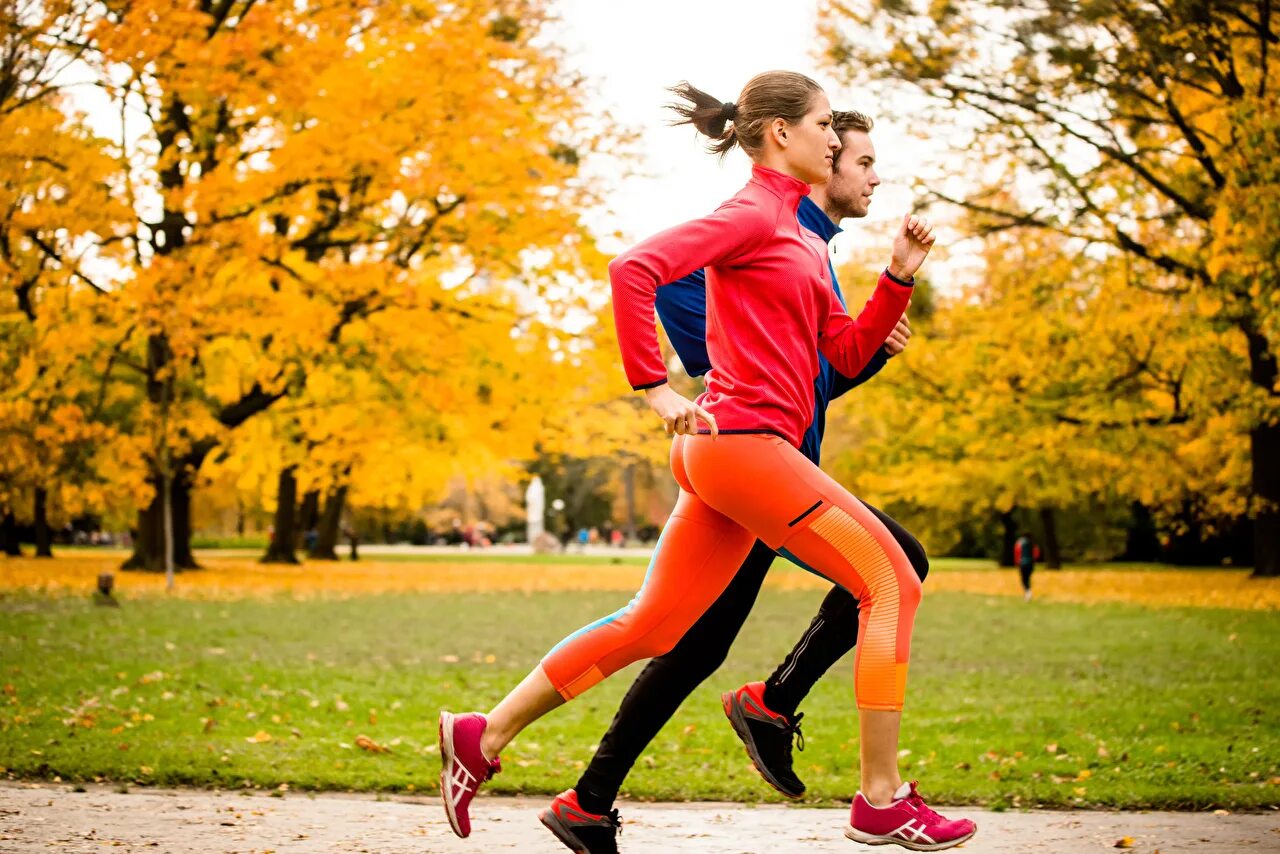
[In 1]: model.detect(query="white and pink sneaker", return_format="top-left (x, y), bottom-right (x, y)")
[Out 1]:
top-left (846, 781), bottom-right (976, 850)
top-left (439, 711), bottom-right (501, 838)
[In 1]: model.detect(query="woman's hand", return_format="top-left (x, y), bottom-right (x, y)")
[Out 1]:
top-left (888, 214), bottom-right (936, 281)
top-left (644, 384), bottom-right (719, 438)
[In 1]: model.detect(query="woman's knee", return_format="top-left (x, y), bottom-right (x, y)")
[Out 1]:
top-left (896, 563), bottom-right (923, 613)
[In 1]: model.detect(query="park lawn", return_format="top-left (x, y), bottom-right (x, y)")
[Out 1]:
top-left (0, 584), bottom-right (1276, 811)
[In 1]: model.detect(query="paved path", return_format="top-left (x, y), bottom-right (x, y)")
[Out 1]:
top-left (1, 783), bottom-right (1277, 853)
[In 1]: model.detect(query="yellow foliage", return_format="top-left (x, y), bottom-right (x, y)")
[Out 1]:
top-left (2, 554), bottom-right (1276, 611)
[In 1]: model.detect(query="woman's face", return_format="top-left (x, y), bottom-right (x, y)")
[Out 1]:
top-left (780, 92), bottom-right (841, 184)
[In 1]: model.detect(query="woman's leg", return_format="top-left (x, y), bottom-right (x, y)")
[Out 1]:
top-left (573, 539), bottom-right (777, 814)
top-left (479, 489), bottom-right (755, 757)
top-left (762, 501), bottom-right (929, 717)
top-left (441, 439), bottom-right (757, 839)
top-left (682, 434), bottom-right (922, 806)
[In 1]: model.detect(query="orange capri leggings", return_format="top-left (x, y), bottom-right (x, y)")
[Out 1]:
top-left (541, 433), bottom-right (922, 711)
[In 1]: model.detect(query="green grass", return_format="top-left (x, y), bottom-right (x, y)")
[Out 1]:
top-left (0, 588), bottom-right (1275, 810)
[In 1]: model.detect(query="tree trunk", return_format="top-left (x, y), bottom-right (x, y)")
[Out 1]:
top-left (998, 508), bottom-right (1018, 567)
top-left (1245, 323), bottom-right (1278, 577)
top-left (296, 489), bottom-right (320, 550)
top-left (1251, 419), bottom-right (1280, 577)
top-left (33, 488), bottom-right (52, 558)
top-left (1, 509), bottom-right (22, 557)
top-left (123, 468), bottom-right (198, 571)
top-left (1121, 501), bottom-right (1161, 561)
top-left (310, 485), bottom-right (347, 561)
top-left (1038, 507), bottom-right (1062, 569)
top-left (262, 467), bottom-right (300, 564)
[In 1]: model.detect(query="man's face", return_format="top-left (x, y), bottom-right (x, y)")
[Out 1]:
top-left (828, 130), bottom-right (880, 219)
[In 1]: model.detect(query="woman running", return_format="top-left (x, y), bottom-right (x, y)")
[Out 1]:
top-left (439, 71), bottom-right (976, 851)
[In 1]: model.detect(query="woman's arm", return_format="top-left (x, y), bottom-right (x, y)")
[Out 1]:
top-left (609, 198), bottom-right (771, 391)
top-left (818, 272), bottom-right (914, 378)
top-left (818, 215), bottom-right (934, 378)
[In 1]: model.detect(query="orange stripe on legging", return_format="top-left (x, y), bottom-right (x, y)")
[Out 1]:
top-left (806, 505), bottom-right (908, 710)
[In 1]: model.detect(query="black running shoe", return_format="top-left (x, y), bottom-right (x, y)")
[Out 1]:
top-left (721, 681), bottom-right (806, 798)
top-left (539, 789), bottom-right (621, 854)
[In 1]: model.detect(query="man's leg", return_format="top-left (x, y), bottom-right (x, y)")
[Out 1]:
top-left (723, 501), bottom-right (929, 796)
top-left (575, 539), bottom-right (776, 813)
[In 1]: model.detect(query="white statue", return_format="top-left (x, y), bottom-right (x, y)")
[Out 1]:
top-left (525, 475), bottom-right (545, 545)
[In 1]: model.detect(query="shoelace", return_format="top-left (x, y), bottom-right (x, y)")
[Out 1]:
top-left (903, 782), bottom-right (942, 823)
top-left (607, 809), bottom-right (623, 835)
top-left (782, 711), bottom-right (805, 753)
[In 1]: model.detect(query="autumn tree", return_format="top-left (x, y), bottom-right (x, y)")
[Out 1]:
top-left (1, 0), bottom-right (606, 569)
top-left (825, 228), bottom-right (1245, 565)
top-left (821, 0), bottom-right (1280, 574)
top-left (0, 0), bottom-right (139, 557)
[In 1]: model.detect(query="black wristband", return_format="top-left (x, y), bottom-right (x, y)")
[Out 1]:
top-left (884, 268), bottom-right (915, 287)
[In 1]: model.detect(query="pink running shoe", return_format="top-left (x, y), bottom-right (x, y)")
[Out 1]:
top-left (439, 711), bottom-right (501, 838)
top-left (845, 781), bottom-right (976, 851)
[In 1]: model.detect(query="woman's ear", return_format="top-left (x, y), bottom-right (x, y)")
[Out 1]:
top-left (770, 117), bottom-right (789, 148)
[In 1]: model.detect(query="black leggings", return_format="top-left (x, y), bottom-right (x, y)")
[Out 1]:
top-left (1019, 563), bottom-right (1034, 591)
top-left (574, 501), bottom-right (928, 814)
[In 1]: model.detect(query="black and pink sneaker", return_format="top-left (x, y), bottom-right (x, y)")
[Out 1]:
top-left (846, 781), bottom-right (976, 851)
top-left (438, 711), bottom-right (501, 838)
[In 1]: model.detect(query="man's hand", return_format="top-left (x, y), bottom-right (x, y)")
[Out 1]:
top-left (644, 384), bottom-right (719, 438)
top-left (884, 313), bottom-right (912, 356)
top-left (888, 214), bottom-right (936, 280)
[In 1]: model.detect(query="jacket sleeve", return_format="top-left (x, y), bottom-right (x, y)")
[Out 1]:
top-left (816, 270), bottom-right (913, 379)
top-left (830, 346), bottom-right (891, 400)
top-left (609, 199), bottom-right (772, 390)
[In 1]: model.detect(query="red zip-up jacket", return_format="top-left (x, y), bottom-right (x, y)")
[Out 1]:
top-left (609, 164), bottom-right (914, 448)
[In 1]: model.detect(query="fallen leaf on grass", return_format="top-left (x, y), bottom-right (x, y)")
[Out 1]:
top-left (245, 730), bottom-right (272, 744)
top-left (355, 735), bottom-right (389, 753)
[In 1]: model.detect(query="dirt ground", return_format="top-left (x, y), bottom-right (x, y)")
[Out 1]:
top-left (1, 783), bottom-right (1277, 853)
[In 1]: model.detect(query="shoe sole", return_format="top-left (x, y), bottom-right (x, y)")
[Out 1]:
top-left (720, 690), bottom-right (805, 799)
top-left (844, 824), bottom-right (976, 851)
top-left (438, 711), bottom-right (466, 838)
top-left (538, 807), bottom-right (592, 854)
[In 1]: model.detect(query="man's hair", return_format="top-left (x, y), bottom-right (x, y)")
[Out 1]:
top-left (831, 110), bottom-right (874, 169)
top-left (832, 110), bottom-right (873, 135)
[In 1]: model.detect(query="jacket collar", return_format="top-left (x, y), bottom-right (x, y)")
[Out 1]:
top-left (798, 196), bottom-right (842, 244)
top-left (749, 163), bottom-right (811, 203)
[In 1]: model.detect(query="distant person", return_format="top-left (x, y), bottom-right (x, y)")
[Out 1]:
top-left (576, 527), bottom-right (589, 552)
top-left (610, 529), bottom-right (624, 548)
top-left (1014, 533), bottom-right (1039, 601)
top-left (345, 525), bottom-right (360, 561)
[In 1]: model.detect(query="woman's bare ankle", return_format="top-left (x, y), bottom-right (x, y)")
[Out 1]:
top-left (860, 779), bottom-right (902, 807)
